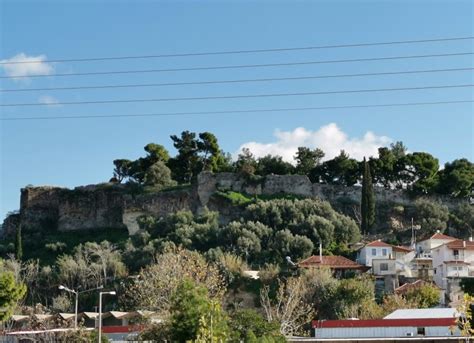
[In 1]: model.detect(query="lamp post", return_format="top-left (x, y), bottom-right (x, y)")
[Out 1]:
top-left (58, 285), bottom-right (103, 329)
top-left (98, 291), bottom-right (116, 343)
top-left (58, 285), bottom-right (79, 329)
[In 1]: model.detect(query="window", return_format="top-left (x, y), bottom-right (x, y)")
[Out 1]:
top-left (380, 263), bottom-right (389, 271)
top-left (417, 327), bottom-right (425, 336)
top-left (382, 248), bottom-right (388, 256)
top-left (372, 248), bottom-right (377, 256)
top-left (454, 250), bottom-right (459, 259)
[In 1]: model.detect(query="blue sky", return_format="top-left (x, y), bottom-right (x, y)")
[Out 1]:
top-left (1, 0), bottom-right (473, 220)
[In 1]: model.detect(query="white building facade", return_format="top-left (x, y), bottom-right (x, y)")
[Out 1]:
top-left (416, 231), bottom-right (457, 258)
top-left (357, 240), bottom-right (393, 267)
top-left (432, 239), bottom-right (474, 305)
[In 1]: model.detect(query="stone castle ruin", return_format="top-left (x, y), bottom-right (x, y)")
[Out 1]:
top-left (2, 172), bottom-right (462, 237)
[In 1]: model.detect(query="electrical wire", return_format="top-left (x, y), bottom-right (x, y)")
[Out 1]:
top-left (1, 36), bottom-right (472, 64)
top-left (2, 52), bottom-right (472, 79)
top-left (2, 100), bottom-right (472, 121)
top-left (1, 84), bottom-right (472, 107)
top-left (1, 67), bottom-right (472, 93)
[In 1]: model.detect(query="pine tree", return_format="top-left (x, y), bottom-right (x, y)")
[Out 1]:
top-left (361, 158), bottom-right (375, 234)
top-left (15, 226), bottom-right (23, 260)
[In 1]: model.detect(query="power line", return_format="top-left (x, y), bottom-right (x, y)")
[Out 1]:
top-left (2, 67), bottom-right (472, 93)
top-left (2, 52), bottom-right (473, 79)
top-left (1, 36), bottom-right (473, 65)
top-left (2, 100), bottom-right (472, 121)
top-left (1, 84), bottom-right (472, 107)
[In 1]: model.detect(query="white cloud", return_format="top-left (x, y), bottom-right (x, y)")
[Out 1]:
top-left (0, 53), bottom-right (54, 81)
top-left (38, 95), bottom-right (61, 107)
top-left (236, 124), bottom-right (392, 163)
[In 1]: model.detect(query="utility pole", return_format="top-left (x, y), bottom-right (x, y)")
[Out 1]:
top-left (98, 291), bottom-right (116, 343)
top-left (58, 285), bottom-right (103, 329)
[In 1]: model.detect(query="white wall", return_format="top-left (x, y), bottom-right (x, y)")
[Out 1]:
top-left (359, 246), bottom-right (393, 267)
top-left (314, 326), bottom-right (460, 339)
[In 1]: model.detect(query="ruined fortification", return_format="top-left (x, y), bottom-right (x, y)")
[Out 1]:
top-left (2, 172), bottom-right (462, 237)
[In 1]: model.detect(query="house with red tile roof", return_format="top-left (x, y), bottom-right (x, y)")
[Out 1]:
top-left (357, 240), bottom-right (393, 267)
top-left (394, 279), bottom-right (440, 296)
top-left (298, 255), bottom-right (369, 277)
top-left (416, 230), bottom-right (457, 258)
top-left (356, 240), bottom-right (414, 275)
top-left (432, 238), bottom-right (474, 306)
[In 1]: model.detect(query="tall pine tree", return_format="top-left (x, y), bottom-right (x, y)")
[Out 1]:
top-left (361, 158), bottom-right (375, 234)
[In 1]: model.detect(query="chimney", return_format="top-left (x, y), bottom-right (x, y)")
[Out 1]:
top-left (463, 241), bottom-right (466, 248)
top-left (469, 237), bottom-right (473, 242)
top-left (436, 230), bottom-right (441, 234)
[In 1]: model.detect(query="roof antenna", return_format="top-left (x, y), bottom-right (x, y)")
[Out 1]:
top-left (410, 218), bottom-right (416, 250)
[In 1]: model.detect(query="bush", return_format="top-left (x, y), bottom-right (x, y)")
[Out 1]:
top-left (229, 309), bottom-right (284, 342)
top-left (45, 242), bottom-right (67, 253)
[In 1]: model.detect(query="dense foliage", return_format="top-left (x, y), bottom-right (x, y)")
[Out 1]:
top-left (136, 198), bottom-right (359, 266)
top-left (0, 269), bottom-right (27, 321)
top-left (112, 130), bottom-right (473, 198)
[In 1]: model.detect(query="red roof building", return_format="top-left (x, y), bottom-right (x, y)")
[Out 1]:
top-left (312, 318), bottom-right (460, 338)
top-left (394, 280), bottom-right (440, 295)
top-left (446, 239), bottom-right (474, 250)
top-left (298, 255), bottom-right (369, 277)
top-left (365, 240), bottom-right (393, 247)
top-left (312, 318), bottom-right (456, 328)
top-left (430, 232), bottom-right (457, 241)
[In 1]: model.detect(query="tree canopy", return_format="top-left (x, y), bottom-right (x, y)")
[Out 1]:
top-left (110, 131), bottom-right (472, 199)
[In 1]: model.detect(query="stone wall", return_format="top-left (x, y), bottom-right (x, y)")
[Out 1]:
top-left (198, 172), bottom-right (462, 209)
top-left (2, 172), bottom-right (466, 237)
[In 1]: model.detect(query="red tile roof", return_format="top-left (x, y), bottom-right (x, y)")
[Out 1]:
top-left (446, 239), bottom-right (474, 250)
top-left (312, 318), bottom-right (456, 329)
top-left (366, 240), bottom-right (392, 247)
top-left (430, 232), bottom-right (457, 241)
top-left (395, 280), bottom-right (439, 294)
top-left (392, 245), bottom-right (413, 253)
top-left (298, 255), bottom-right (367, 270)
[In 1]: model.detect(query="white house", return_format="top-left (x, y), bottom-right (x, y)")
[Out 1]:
top-left (357, 240), bottom-right (393, 267)
top-left (416, 231), bottom-right (457, 258)
top-left (357, 241), bottom-right (414, 277)
top-left (432, 239), bottom-right (474, 287)
top-left (432, 239), bottom-right (474, 305)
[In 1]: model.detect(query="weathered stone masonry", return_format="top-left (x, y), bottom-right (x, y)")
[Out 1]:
top-left (2, 172), bottom-right (463, 237)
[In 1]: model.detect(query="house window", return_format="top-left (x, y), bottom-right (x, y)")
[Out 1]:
top-left (454, 250), bottom-right (459, 259)
top-left (372, 248), bottom-right (377, 256)
top-left (380, 263), bottom-right (389, 271)
top-left (417, 327), bottom-right (425, 336)
top-left (382, 248), bottom-right (388, 256)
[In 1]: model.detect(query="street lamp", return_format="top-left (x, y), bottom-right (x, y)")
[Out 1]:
top-left (98, 291), bottom-right (116, 343)
top-left (58, 285), bottom-right (103, 329)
